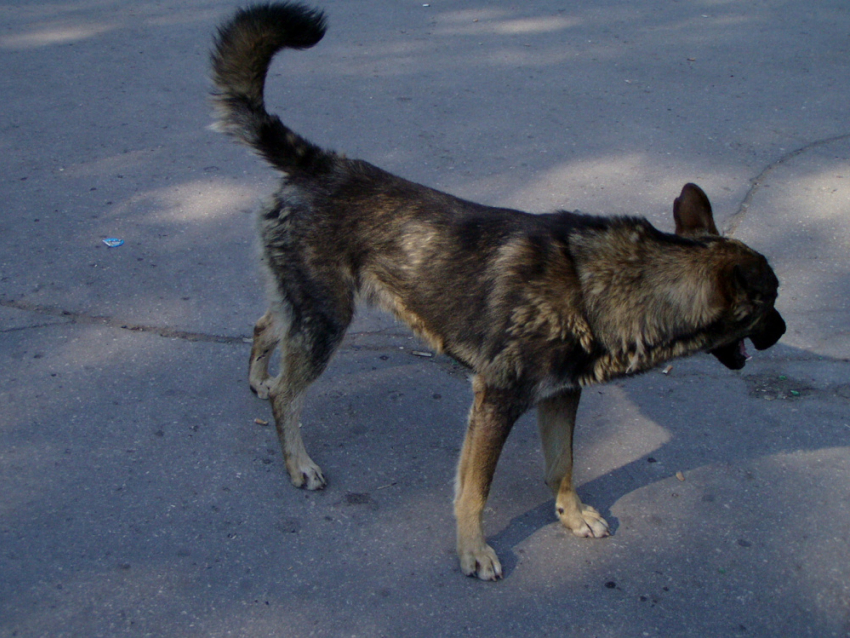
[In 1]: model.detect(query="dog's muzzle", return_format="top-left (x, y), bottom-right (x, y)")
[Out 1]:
top-left (710, 308), bottom-right (786, 370)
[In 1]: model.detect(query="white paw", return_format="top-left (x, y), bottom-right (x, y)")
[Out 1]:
top-left (558, 503), bottom-right (610, 538)
top-left (287, 460), bottom-right (326, 490)
top-left (458, 543), bottom-right (503, 581)
top-left (250, 378), bottom-right (274, 400)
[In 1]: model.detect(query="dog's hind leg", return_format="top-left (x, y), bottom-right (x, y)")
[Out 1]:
top-left (454, 378), bottom-right (523, 581)
top-left (249, 310), bottom-right (279, 399)
top-left (267, 307), bottom-right (350, 491)
top-left (537, 389), bottom-right (610, 538)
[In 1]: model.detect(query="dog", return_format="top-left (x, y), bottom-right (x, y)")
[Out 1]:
top-left (210, 2), bottom-right (786, 580)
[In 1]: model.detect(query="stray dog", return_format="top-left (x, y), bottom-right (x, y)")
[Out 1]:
top-left (210, 3), bottom-right (786, 580)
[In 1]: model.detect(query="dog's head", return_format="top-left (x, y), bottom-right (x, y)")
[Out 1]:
top-left (674, 183), bottom-right (786, 370)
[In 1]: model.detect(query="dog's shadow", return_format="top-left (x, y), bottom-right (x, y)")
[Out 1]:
top-left (487, 475), bottom-right (635, 578)
top-left (488, 501), bottom-right (562, 576)
top-left (486, 344), bottom-right (844, 578)
top-left (488, 450), bottom-right (665, 578)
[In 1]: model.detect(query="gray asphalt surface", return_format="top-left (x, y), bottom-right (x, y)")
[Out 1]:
top-left (2, 1), bottom-right (849, 636)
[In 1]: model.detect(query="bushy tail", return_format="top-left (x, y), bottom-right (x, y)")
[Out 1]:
top-left (211, 3), bottom-right (332, 174)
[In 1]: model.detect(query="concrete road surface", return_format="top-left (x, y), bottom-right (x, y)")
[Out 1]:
top-left (2, 1), bottom-right (848, 636)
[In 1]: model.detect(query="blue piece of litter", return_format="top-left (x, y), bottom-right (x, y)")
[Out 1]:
top-left (103, 238), bottom-right (124, 247)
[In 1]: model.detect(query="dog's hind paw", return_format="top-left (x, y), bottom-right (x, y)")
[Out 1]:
top-left (458, 543), bottom-right (503, 581)
top-left (287, 460), bottom-right (326, 490)
top-left (250, 378), bottom-right (275, 400)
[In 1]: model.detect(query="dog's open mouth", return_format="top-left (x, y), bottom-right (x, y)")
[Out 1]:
top-left (710, 308), bottom-right (786, 370)
top-left (710, 339), bottom-right (750, 370)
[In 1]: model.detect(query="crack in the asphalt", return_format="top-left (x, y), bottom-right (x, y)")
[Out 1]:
top-left (725, 131), bottom-right (850, 236)
top-left (0, 297), bottom-right (407, 346)
top-left (0, 298), bottom-right (248, 343)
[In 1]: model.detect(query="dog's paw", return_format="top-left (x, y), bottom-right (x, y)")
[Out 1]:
top-left (286, 460), bottom-right (326, 490)
top-left (249, 378), bottom-right (274, 400)
top-left (458, 543), bottom-right (503, 581)
top-left (558, 503), bottom-right (610, 539)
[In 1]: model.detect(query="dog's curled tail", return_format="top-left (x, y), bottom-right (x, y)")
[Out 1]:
top-left (211, 2), bottom-right (331, 174)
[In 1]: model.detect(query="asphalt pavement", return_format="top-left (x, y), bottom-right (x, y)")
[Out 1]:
top-left (1, 1), bottom-right (849, 636)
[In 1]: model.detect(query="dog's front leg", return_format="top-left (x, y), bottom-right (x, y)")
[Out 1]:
top-left (454, 378), bottom-right (522, 581)
top-left (537, 389), bottom-right (609, 538)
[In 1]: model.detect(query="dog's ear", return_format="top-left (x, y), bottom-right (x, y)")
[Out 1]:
top-left (674, 183), bottom-right (719, 237)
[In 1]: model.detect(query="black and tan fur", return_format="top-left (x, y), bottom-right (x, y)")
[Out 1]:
top-left (211, 3), bottom-right (786, 581)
